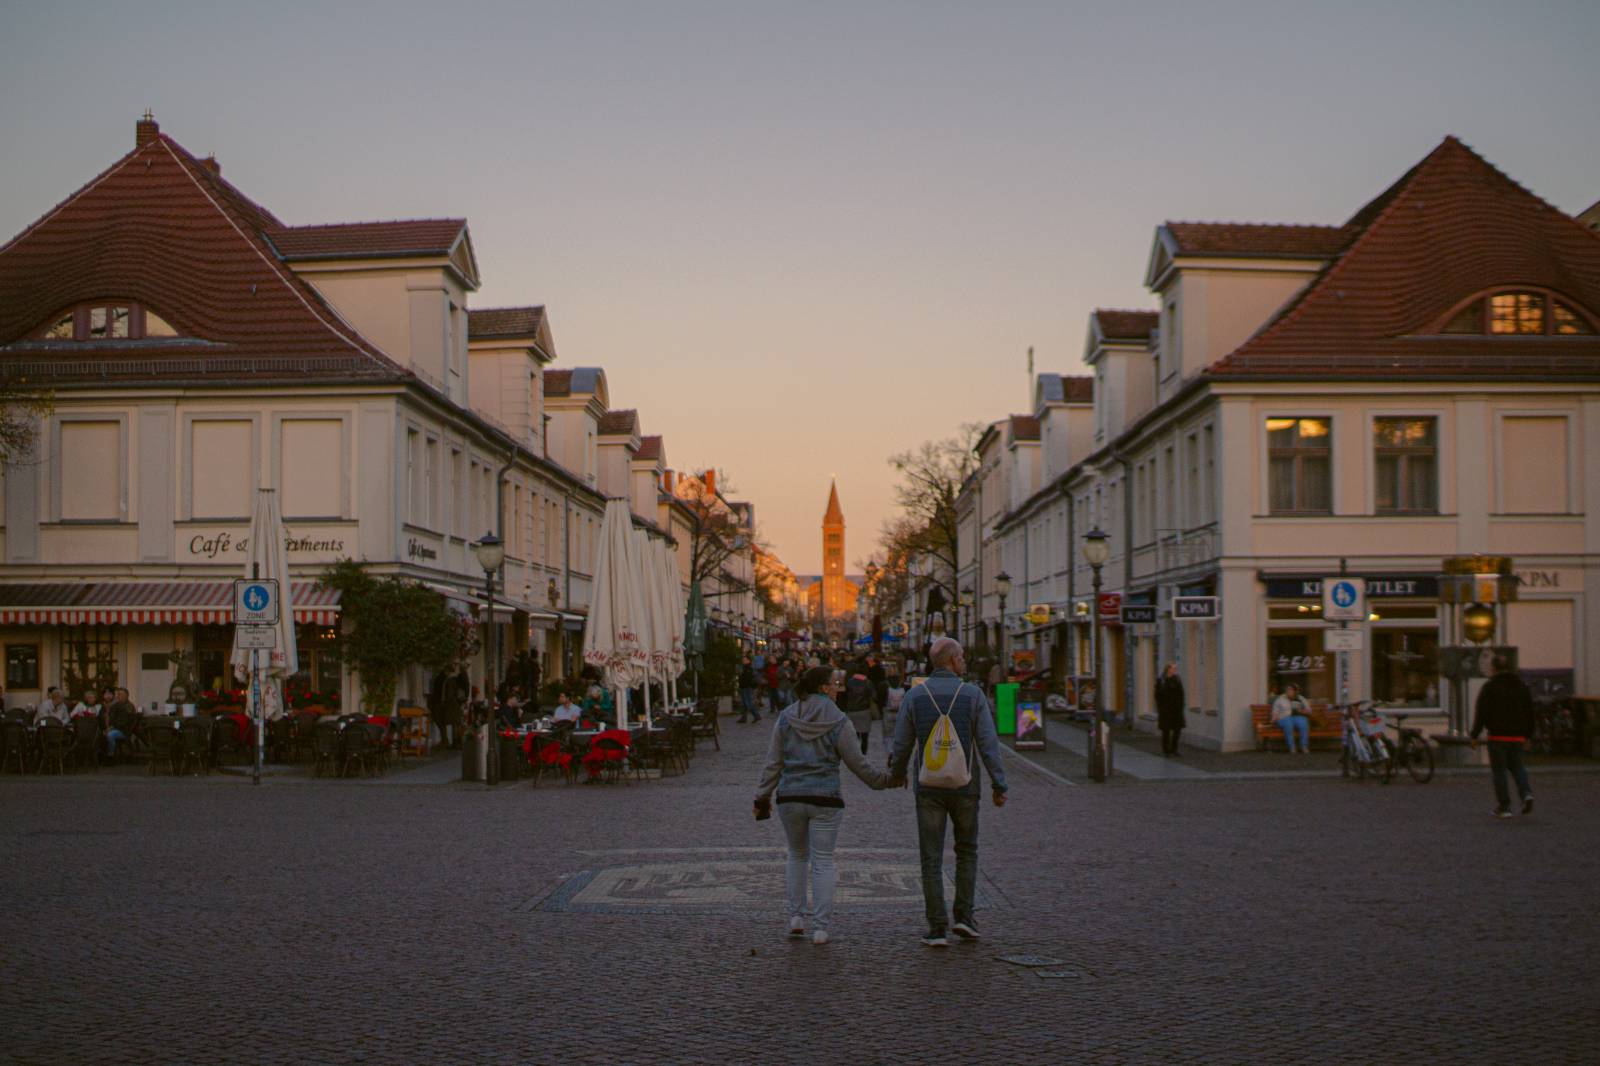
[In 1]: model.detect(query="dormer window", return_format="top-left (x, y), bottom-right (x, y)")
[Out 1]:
top-left (1438, 288), bottom-right (1596, 336)
top-left (34, 301), bottom-right (181, 341)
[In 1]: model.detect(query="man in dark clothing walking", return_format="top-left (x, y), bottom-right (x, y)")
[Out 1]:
top-left (1471, 655), bottom-right (1535, 818)
top-left (1155, 662), bottom-right (1185, 756)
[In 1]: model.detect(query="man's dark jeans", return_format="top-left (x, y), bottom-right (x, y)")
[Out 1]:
top-left (915, 791), bottom-right (979, 933)
top-left (1488, 740), bottom-right (1532, 810)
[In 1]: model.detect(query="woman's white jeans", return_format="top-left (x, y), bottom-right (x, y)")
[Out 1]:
top-left (778, 802), bottom-right (842, 931)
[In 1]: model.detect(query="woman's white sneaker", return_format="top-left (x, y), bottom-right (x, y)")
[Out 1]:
top-left (812, 930), bottom-right (830, 945)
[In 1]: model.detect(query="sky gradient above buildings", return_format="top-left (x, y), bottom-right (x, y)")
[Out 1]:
top-left (2, 1), bottom-right (1596, 572)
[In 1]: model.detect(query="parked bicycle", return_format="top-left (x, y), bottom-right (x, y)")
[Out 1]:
top-left (1338, 701), bottom-right (1434, 784)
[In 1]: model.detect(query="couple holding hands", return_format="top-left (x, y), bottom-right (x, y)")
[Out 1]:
top-left (752, 637), bottom-right (1008, 947)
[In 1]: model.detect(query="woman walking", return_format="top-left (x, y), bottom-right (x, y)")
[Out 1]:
top-left (753, 666), bottom-right (892, 944)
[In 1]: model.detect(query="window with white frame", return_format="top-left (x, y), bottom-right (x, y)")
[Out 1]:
top-left (1267, 417), bottom-right (1332, 514)
top-left (1373, 417), bottom-right (1437, 515)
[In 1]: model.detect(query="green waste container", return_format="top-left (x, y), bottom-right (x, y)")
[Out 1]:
top-left (995, 683), bottom-right (1018, 735)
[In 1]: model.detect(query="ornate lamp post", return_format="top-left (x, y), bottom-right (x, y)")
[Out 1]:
top-left (1082, 528), bottom-right (1110, 782)
top-left (471, 531), bottom-right (504, 786)
top-left (960, 586), bottom-right (974, 647)
top-left (995, 570), bottom-right (1012, 677)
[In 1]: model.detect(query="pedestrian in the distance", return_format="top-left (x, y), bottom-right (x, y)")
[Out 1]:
top-left (842, 659), bottom-right (877, 754)
top-left (1471, 655), bottom-right (1535, 818)
top-left (1155, 663), bottom-right (1185, 756)
top-left (887, 637), bottom-right (1009, 947)
top-left (753, 666), bottom-right (892, 945)
top-left (737, 656), bottom-right (760, 724)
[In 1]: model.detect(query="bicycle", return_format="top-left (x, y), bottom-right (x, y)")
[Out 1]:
top-left (1338, 701), bottom-right (1387, 781)
top-left (1377, 713), bottom-right (1434, 784)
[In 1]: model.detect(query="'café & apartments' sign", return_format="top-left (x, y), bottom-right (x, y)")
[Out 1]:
top-left (184, 526), bottom-right (349, 563)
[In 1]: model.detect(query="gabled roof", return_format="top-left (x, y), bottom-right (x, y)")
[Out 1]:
top-left (636, 435), bottom-right (662, 461)
top-left (1163, 222), bottom-right (1351, 258)
top-left (1061, 375), bottom-right (1094, 402)
top-left (469, 305), bottom-right (545, 340)
top-left (1212, 136), bottom-right (1600, 378)
top-left (598, 409), bottom-right (638, 436)
top-left (1093, 309), bottom-right (1158, 342)
top-left (268, 219), bottom-right (466, 258)
top-left (0, 120), bottom-right (403, 380)
top-left (823, 480), bottom-right (843, 524)
top-left (1009, 414), bottom-right (1040, 442)
top-left (543, 368), bottom-right (572, 396)
top-left (1035, 373), bottom-right (1093, 410)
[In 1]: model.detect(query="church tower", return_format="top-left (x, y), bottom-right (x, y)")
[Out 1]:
top-left (821, 479), bottom-right (846, 620)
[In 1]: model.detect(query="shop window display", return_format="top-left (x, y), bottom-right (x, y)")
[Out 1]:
top-left (1266, 629), bottom-right (1334, 702)
top-left (1371, 629), bottom-right (1439, 707)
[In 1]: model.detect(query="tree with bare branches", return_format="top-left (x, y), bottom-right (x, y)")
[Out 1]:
top-left (883, 422), bottom-right (983, 613)
top-left (0, 376), bottom-right (52, 463)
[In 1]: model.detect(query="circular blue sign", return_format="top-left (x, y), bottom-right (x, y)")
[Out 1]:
top-left (1330, 581), bottom-right (1357, 608)
top-left (242, 583), bottom-right (271, 612)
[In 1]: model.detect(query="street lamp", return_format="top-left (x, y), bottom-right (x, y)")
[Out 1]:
top-left (960, 586), bottom-right (974, 647)
top-left (1082, 528), bottom-right (1110, 782)
top-left (471, 531), bottom-right (504, 786)
top-left (995, 571), bottom-right (1012, 678)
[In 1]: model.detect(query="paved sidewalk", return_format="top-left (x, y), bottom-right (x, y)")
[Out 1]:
top-left (3, 706), bottom-right (1595, 1064)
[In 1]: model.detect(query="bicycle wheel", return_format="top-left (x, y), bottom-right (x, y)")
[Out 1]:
top-left (1404, 735), bottom-right (1435, 784)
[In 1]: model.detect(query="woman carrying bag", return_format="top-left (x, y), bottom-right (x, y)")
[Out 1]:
top-left (753, 666), bottom-right (892, 945)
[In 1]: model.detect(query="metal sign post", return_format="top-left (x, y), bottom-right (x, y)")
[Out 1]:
top-left (234, 575), bottom-right (279, 786)
top-left (1322, 566), bottom-right (1365, 707)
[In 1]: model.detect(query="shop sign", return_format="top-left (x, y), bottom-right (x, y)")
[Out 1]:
top-left (1172, 596), bottom-right (1219, 621)
top-left (1024, 603), bottom-right (1052, 626)
top-left (1097, 592), bottom-right (1122, 624)
top-left (1274, 653), bottom-right (1327, 675)
top-left (1515, 568), bottom-right (1578, 592)
top-left (1119, 604), bottom-right (1157, 625)
top-left (184, 525), bottom-right (350, 563)
top-left (1264, 574), bottom-right (1438, 599)
top-left (1015, 702), bottom-right (1045, 750)
top-left (405, 538), bottom-right (438, 561)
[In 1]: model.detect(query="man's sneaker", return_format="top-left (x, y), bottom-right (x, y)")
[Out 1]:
top-left (812, 930), bottom-right (830, 946)
top-left (951, 920), bottom-right (980, 941)
top-left (1492, 807), bottom-right (1514, 819)
top-left (787, 917), bottom-right (805, 939)
top-left (1522, 795), bottom-right (1534, 815)
top-left (920, 930), bottom-right (948, 947)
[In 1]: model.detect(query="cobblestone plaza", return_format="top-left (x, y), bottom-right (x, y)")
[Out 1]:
top-left (3, 720), bottom-right (1595, 1065)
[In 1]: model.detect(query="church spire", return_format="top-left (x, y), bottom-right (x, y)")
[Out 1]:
top-left (824, 478), bottom-right (844, 525)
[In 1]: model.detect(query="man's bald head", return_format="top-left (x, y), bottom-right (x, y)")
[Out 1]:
top-left (929, 637), bottom-right (964, 672)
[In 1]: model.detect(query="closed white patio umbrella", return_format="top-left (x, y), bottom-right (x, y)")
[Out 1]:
top-left (230, 488), bottom-right (298, 785)
top-left (641, 536), bottom-right (678, 725)
top-left (582, 499), bottom-right (649, 727)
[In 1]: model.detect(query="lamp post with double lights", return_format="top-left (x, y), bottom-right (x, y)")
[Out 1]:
top-left (472, 531), bottom-right (505, 786)
top-left (1082, 528), bottom-right (1110, 782)
top-left (994, 571), bottom-right (1012, 680)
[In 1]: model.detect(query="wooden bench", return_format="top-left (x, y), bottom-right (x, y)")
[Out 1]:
top-left (1251, 703), bottom-right (1341, 750)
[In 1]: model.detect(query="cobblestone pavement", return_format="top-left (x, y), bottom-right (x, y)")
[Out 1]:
top-left (3, 713), bottom-right (1595, 1065)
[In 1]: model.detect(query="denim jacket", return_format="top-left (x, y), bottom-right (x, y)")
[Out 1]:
top-left (753, 695), bottom-right (890, 802)
top-left (888, 671), bottom-right (1008, 797)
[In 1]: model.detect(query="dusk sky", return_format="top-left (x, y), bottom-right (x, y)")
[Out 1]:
top-left (3, 1), bottom-right (1596, 573)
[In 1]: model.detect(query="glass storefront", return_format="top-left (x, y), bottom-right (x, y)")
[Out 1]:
top-left (1264, 590), bottom-right (1439, 708)
top-left (1266, 624), bottom-right (1335, 702)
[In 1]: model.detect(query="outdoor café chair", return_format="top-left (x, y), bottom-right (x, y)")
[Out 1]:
top-left (176, 717), bottom-right (212, 776)
top-left (1, 719), bottom-right (29, 774)
top-left (36, 721), bottom-right (70, 775)
top-left (211, 717), bottom-right (246, 767)
top-left (693, 699), bottom-right (720, 751)
top-left (144, 719), bottom-right (178, 775)
top-left (338, 723), bottom-right (373, 778)
top-left (72, 716), bottom-right (101, 772)
top-left (312, 720), bottom-right (341, 777)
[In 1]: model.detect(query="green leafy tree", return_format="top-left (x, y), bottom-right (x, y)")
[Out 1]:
top-left (317, 560), bottom-right (460, 714)
top-left (700, 633), bottom-right (743, 698)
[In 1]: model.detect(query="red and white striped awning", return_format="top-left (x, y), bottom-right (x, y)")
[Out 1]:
top-left (0, 581), bottom-right (340, 626)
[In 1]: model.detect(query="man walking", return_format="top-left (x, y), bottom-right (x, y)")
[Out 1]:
top-left (888, 637), bottom-right (1008, 947)
top-left (737, 656), bottom-right (760, 724)
top-left (1471, 655), bottom-right (1535, 818)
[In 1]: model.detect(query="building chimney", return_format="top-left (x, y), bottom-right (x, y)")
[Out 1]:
top-left (702, 469), bottom-right (716, 497)
top-left (201, 155), bottom-right (221, 176)
top-left (661, 470), bottom-right (674, 493)
top-left (135, 109), bottom-right (159, 148)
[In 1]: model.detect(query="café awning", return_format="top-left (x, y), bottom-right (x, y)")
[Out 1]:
top-left (0, 581), bottom-right (340, 626)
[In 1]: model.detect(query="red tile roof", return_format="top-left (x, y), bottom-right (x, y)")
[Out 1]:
top-left (0, 127), bottom-right (403, 380)
top-left (1211, 136), bottom-right (1600, 379)
top-left (1094, 309), bottom-right (1158, 341)
top-left (1061, 375), bottom-right (1094, 402)
top-left (598, 409), bottom-right (638, 436)
top-left (468, 306), bottom-right (544, 340)
top-left (543, 368), bottom-right (572, 396)
top-left (268, 219), bottom-right (466, 259)
top-left (1009, 414), bottom-right (1040, 441)
top-left (1165, 222), bottom-right (1351, 258)
top-left (636, 435), bottom-right (662, 461)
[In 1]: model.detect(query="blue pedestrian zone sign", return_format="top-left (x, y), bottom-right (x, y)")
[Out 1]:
top-left (233, 578), bottom-right (280, 626)
top-left (1321, 577), bottom-right (1365, 621)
